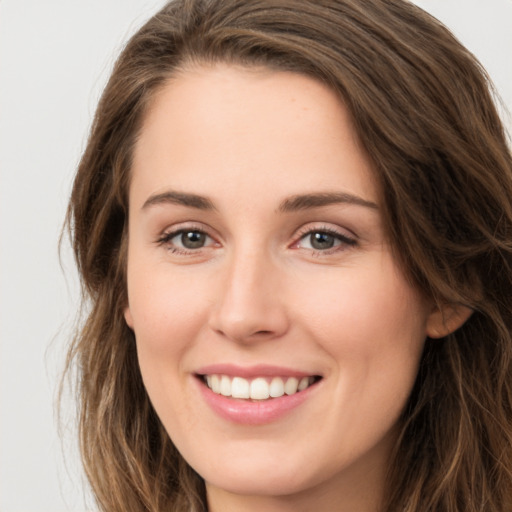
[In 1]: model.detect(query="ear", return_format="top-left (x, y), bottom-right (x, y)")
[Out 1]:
top-left (426, 302), bottom-right (473, 339)
top-left (124, 306), bottom-right (134, 329)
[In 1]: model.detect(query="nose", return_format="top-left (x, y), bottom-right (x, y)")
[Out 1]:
top-left (208, 248), bottom-right (289, 344)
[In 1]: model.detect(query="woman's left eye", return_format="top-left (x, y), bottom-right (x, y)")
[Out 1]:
top-left (295, 229), bottom-right (356, 252)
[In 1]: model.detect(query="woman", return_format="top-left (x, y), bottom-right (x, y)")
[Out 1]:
top-left (65, 0), bottom-right (512, 510)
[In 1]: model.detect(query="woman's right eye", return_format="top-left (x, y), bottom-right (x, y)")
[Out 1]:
top-left (158, 229), bottom-right (216, 253)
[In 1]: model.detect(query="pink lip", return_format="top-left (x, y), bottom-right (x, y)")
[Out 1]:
top-left (196, 363), bottom-right (315, 379)
top-left (194, 367), bottom-right (321, 425)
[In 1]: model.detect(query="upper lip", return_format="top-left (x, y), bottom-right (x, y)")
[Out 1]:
top-left (195, 363), bottom-right (320, 379)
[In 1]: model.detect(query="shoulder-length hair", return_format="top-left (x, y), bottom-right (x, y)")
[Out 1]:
top-left (65, 1), bottom-right (512, 510)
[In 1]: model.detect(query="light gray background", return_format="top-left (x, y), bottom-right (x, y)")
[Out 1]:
top-left (1, 1), bottom-right (511, 511)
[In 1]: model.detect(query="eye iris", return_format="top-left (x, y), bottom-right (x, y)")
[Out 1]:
top-left (181, 231), bottom-right (206, 249)
top-left (310, 232), bottom-right (335, 250)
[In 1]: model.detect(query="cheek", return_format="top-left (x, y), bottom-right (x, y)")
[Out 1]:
top-left (125, 262), bottom-right (211, 421)
top-left (126, 265), bottom-right (212, 423)
top-left (300, 257), bottom-right (426, 349)
top-left (292, 259), bottom-right (427, 455)
top-left (127, 264), bottom-right (210, 354)
top-left (295, 256), bottom-right (428, 407)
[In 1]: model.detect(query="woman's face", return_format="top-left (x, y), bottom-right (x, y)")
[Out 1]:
top-left (125, 64), bottom-right (436, 510)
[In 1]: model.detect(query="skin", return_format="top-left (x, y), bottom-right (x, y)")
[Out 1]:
top-left (124, 63), bottom-right (459, 512)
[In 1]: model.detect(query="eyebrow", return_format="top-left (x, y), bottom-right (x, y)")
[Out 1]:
top-left (277, 192), bottom-right (378, 212)
top-left (141, 190), bottom-right (378, 213)
top-left (142, 191), bottom-right (217, 211)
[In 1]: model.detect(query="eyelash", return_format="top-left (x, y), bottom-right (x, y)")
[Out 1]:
top-left (292, 225), bottom-right (357, 255)
top-left (156, 224), bottom-right (357, 256)
top-left (156, 225), bottom-right (216, 255)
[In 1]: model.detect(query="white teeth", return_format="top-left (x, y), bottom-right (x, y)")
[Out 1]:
top-left (210, 374), bottom-right (220, 394)
top-left (231, 377), bottom-right (250, 398)
top-left (284, 376), bottom-right (299, 395)
top-left (250, 378), bottom-right (270, 400)
top-left (203, 374), bottom-right (316, 400)
top-left (298, 376), bottom-right (309, 391)
top-left (269, 377), bottom-right (285, 398)
top-left (220, 375), bottom-right (231, 396)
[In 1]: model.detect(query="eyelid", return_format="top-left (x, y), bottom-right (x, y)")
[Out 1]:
top-left (290, 223), bottom-right (357, 252)
top-left (156, 221), bottom-right (208, 239)
top-left (155, 221), bottom-right (357, 256)
top-left (156, 222), bottom-right (220, 252)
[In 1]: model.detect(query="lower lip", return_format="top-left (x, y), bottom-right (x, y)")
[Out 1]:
top-left (196, 377), bottom-right (319, 425)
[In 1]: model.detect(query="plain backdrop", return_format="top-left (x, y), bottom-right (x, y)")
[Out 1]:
top-left (0, 1), bottom-right (511, 511)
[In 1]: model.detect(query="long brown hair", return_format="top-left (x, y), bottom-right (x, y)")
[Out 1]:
top-left (65, 1), bottom-right (512, 510)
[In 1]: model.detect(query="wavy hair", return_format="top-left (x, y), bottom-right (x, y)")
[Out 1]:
top-left (64, 0), bottom-right (512, 510)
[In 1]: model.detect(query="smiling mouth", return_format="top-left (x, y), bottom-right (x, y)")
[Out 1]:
top-left (199, 374), bottom-right (322, 400)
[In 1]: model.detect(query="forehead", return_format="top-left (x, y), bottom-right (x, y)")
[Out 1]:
top-left (130, 63), bottom-right (378, 210)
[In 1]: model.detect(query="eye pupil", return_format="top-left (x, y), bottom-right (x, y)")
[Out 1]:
top-left (310, 232), bottom-right (335, 250)
top-left (181, 231), bottom-right (206, 249)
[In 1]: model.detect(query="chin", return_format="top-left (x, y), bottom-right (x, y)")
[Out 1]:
top-left (203, 466), bottom-right (315, 497)
top-left (188, 443), bottom-right (335, 498)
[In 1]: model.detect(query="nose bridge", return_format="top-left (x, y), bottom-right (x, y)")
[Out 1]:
top-left (210, 243), bottom-right (288, 342)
